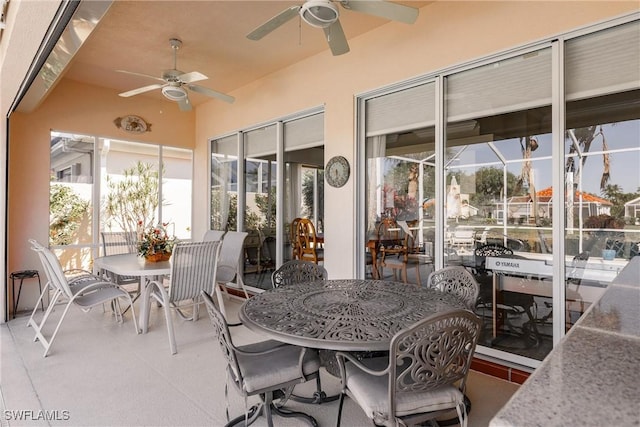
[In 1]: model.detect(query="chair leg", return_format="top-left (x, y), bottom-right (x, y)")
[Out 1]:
top-left (41, 301), bottom-right (75, 357)
top-left (30, 289), bottom-right (63, 342)
top-left (160, 297), bottom-right (177, 355)
top-left (27, 282), bottom-right (52, 327)
top-left (215, 283), bottom-right (228, 319)
top-left (263, 392), bottom-right (274, 427)
top-left (237, 275), bottom-right (250, 299)
top-left (336, 393), bottom-right (345, 427)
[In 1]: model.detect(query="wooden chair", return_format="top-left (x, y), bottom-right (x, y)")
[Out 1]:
top-left (296, 218), bottom-right (324, 264)
top-left (379, 221), bottom-right (421, 284)
top-left (290, 218), bottom-right (303, 260)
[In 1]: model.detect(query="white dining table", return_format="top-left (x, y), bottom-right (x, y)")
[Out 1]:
top-left (94, 253), bottom-right (172, 327)
top-left (94, 253), bottom-right (172, 279)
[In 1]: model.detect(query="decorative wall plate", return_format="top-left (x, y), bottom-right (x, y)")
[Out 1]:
top-left (325, 155), bottom-right (350, 188)
top-left (114, 115), bottom-right (151, 134)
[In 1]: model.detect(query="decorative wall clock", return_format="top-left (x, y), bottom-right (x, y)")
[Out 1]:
top-left (114, 115), bottom-right (151, 134)
top-left (325, 155), bottom-right (350, 188)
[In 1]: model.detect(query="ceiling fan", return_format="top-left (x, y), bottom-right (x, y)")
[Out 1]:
top-left (117, 38), bottom-right (235, 111)
top-left (247, 0), bottom-right (419, 56)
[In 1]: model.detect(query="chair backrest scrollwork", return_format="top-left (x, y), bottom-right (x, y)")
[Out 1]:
top-left (272, 260), bottom-right (327, 288)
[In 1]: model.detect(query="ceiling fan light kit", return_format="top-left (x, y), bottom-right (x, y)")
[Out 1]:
top-left (300, 0), bottom-right (338, 28)
top-left (161, 85), bottom-right (187, 101)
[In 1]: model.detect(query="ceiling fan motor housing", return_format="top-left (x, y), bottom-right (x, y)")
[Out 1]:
top-left (301, 0), bottom-right (339, 28)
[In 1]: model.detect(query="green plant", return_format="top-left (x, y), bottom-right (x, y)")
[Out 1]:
top-left (49, 183), bottom-right (90, 245)
top-left (104, 161), bottom-right (161, 233)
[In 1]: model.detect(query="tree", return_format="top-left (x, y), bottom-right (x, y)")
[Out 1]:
top-left (49, 183), bottom-right (90, 245)
top-left (255, 187), bottom-right (277, 229)
top-left (465, 167), bottom-right (517, 214)
top-left (566, 126), bottom-right (610, 191)
top-left (302, 170), bottom-right (324, 221)
top-left (103, 161), bottom-right (161, 234)
top-left (602, 184), bottom-right (640, 220)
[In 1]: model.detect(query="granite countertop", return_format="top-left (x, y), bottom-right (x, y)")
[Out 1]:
top-left (490, 257), bottom-right (640, 427)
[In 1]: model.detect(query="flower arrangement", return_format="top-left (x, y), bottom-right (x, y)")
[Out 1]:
top-left (137, 222), bottom-right (177, 262)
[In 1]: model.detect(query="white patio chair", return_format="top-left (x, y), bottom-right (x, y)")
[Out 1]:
top-left (450, 228), bottom-right (476, 248)
top-left (201, 290), bottom-right (321, 427)
top-left (29, 240), bottom-right (139, 357)
top-left (100, 231), bottom-right (141, 295)
top-left (140, 240), bottom-right (221, 354)
top-left (202, 229), bottom-right (225, 242)
top-left (215, 231), bottom-right (249, 319)
top-left (27, 239), bottom-right (105, 330)
top-left (336, 309), bottom-right (482, 427)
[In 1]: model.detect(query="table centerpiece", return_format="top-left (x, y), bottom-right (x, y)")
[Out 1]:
top-left (137, 222), bottom-right (176, 262)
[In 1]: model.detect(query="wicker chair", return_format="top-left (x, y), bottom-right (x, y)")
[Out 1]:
top-left (140, 240), bottom-right (221, 354)
top-left (201, 290), bottom-right (320, 427)
top-left (335, 309), bottom-right (481, 427)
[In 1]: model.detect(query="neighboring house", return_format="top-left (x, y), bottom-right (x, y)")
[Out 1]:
top-left (495, 187), bottom-right (612, 223)
top-left (624, 196), bottom-right (640, 220)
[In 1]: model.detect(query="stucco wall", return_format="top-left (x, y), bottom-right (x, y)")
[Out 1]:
top-left (194, 1), bottom-right (640, 278)
top-left (7, 79), bottom-right (193, 303)
top-left (3, 1), bottom-right (639, 317)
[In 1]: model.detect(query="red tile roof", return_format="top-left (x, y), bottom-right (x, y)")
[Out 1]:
top-left (536, 187), bottom-right (612, 205)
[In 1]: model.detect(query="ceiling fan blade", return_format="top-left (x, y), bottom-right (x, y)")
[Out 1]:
top-left (119, 83), bottom-right (165, 97)
top-left (115, 69), bottom-right (165, 83)
top-left (178, 96), bottom-right (192, 112)
top-left (340, 0), bottom-right (419, 24)
top-left (323, 20), bottom-right (350, 56)
top-left (178, 71), bottom-right (208, 84)
top-left (247, 5), bottom-right (301, 40)
top-left (187, 84), bottom-right (235, 104)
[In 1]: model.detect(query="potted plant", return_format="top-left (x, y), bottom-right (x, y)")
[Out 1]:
top-left (137, 222), bottom-right (176, 262)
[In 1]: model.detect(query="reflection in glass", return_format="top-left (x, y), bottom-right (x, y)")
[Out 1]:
top-left (445, 47), bottom-right (553, 361)
top-left (49, 131), bottom-right (95, 270)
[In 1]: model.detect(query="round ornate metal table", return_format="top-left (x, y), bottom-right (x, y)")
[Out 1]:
top-left (239, 279), bottom-right (466, 352)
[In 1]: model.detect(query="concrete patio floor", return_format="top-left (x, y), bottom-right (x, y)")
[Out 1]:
top-left (1, 296), bottom-right (518, 426)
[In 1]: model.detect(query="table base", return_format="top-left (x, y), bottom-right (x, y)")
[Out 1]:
top-left (225, 394), bottom-right (318, 427)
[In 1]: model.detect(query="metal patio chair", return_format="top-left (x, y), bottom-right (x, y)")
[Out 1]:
top-left (335, 309), bottom-right (481, 427)
top-left (271, 260), bottom-right (327, 288)
top-left (202, 290), bottom-right (321, 427)
top-left (426, 266), bottom-right (480, 310)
